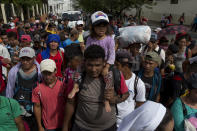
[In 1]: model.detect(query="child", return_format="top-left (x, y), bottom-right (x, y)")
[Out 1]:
top-left (68, 11), bottom-right (115, 112)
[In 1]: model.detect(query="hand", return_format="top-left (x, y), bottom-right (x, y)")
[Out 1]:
top-left (38, 126), bottom-right (45, 131)
top-left (1, 58), bottom-right (11, 65)
top-left (104, 88), bottom-right (116, 104)
top-left (102, 67), bottom-right (109, 76)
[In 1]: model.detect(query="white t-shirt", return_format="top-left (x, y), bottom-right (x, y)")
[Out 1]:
top-left (117, 73), bottom-right (146, 127)
top-left (155, 46), bottom-right (165, 62)
top-left (0, 44), bottom-right (11, 77)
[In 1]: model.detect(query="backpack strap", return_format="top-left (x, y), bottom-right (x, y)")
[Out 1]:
top-left (180, 98), bottom-right (187, 116)
top-left (133, 75), bottom-right (139, 100)
top-left (158, 47), bottom-right (162, 55)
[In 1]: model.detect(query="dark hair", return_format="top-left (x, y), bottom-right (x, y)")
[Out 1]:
top-left (59, 31), bottom-right (67, 41)
top-left (116, 50), bottom-right (133, 69)
top-left (155, 109), bottom-right (173, 131)
top-left (90, 22), bottom-right (112, 38)
top-left (175, 33), bottom-right (187, 45)
top-left (7, 31), bottom-right (17, 39)
top-left (84, 45), bottom-right (105, 60)
top-left (64, 44), bottom-right (83, 67)
top-left (0, 30), bottom-right (7, 36)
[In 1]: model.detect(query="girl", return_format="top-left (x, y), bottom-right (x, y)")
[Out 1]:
top-left (68, 11), bottom-right (115, 112)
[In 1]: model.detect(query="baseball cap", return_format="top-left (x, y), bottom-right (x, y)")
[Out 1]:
top-left (150, 33), bottom-right (158, 42)
top-left (116, 49), bottom-right (134, 64)
top-left (19, 47), bottom-right (35, 58)
top-left (24, 23), bottom-right (31, 28)
top-left (21, 35), bottom-right (32, 42)
top-left (145, 51), bottom-right (161, 66)
top-left (40, 59), bottom-right (56, 73)
top-left (91, 11), bottom-right (109, 26)
top-left (76, 20), bottom-right (84, 25)
top-left (154, 27), bottom-right (162, 33)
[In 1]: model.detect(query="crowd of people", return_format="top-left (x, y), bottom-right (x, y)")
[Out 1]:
top-left (0, 10), bottom-right (197, 131)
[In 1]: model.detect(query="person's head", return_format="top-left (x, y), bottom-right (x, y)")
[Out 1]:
top-left (76, 20), bottom-right (84, 32)
top-left (33, 34), bottom-right (41, 48)
top-left (64, 44), bottom-right (83, 69)
top-left (20, 35), bottom-right (31, 48)
top-left (48, 23), bottom-right (57, 31)
top-left (159, 37), bottom-right (169, 51)
top-left (19, 47), bottom-right (35, 71)
top-left (90, 11), bottom-right (112, 38)
top-left (115, 49), bottom-right (133, 75)
top-left (40, 59), bottom-right (57, 85)
top-left (24, 23), bottom-right (31, 32)
top-left (0, 30), bottom-right (8, 45)
top-left (7, 31), bottom-right (17, 47)
top-left (143, 51), bottom-right (161, 73)
top-left (175, 33), bottom-right (187, 48)
top-left (148, 33), bottom-right (159, 49)
top-left (63, 18), bottom-right (69, 26)
top-left (47, 34), bottom-right (60, 50)
top-left (70, 29), bottom-right (79, 41)
top-left (129, 43), bottom-right (141, 57)
top-left (84, 45), bottom-right (105, 78)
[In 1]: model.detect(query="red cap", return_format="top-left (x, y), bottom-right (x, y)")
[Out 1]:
top-left (21, 35), bottom-right (31, 42)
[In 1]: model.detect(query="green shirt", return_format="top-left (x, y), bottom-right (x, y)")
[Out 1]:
top-left (0, 96), bottom-right (22, 131)
top-left (171, 97), bottom-right (197, 131)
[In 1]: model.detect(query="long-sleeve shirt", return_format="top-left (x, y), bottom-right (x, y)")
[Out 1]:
top-left (86, 36), bottom-right (115, 65)
top-left (6, 60), bottom-right (42, 98)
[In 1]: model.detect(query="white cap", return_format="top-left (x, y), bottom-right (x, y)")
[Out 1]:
top-left (91, 11), bottom-right (109, 25)
top-left (154, 27), bottom-right (162, 33)
top-left (19, 47), bottom-right (35, 58)
top-left (76, 20), bottom-right (84, 25)
top-left (40, 59), bottom-right (56, 73)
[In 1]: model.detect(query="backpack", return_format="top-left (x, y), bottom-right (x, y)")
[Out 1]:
top-left (181, 98), bottom-right (197, 131)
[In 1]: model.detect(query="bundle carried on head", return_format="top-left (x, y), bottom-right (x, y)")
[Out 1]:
top-left (118, 26), bottom-right (151, 48)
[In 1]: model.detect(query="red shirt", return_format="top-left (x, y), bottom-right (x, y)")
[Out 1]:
top-left (36, 51), bottom-right (64, 77)
top-left (32, 80), bottom-right (66, 129)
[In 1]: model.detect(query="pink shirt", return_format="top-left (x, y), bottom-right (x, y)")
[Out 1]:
top-left (32, 80), bottom-right (66, 129)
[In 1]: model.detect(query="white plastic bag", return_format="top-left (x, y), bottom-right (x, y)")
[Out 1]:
top-left (118, 26), bottom-right (151, 48)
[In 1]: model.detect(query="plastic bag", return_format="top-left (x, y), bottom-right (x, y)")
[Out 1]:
top-left (118, 26), bottom-right (151, 48)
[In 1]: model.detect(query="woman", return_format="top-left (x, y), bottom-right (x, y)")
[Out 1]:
top-left (171, 73), bottom-right (197, 131)
top-left (118, 101), bottom-right (174, 131)
top-left (173, 33), bottom-right (192, 73)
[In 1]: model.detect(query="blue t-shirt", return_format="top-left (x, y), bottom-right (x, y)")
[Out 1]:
top-left (62, 39), bottom-right (79, 48)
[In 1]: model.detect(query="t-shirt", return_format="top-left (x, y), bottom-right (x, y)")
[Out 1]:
top-left (36, 51), bottom-right (64, 77)
top-left (78, 31), bottom-right (84, 42)
top-left (86, 36), bottom-right (115, 65)
top-left (32, 80), bottom-right (66, 129)
top-left (171, 98), bottom-right (197, 131)
top-left (117, 73), bottom-right (146, 127)
top-left (0, 96), bottom-right (22, 131)
top-left (73, 75), bottom-right (128, 131)
top-left (141, 75), bottom-right (153, 99)
top-left (62, 39), bottom-right (79, 48)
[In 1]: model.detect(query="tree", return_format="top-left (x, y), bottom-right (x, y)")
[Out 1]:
top-left (73, 0), bottom-right (155, 21)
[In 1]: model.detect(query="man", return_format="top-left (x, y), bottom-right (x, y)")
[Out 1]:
top-left (63, 18), bottom-right (71, 33)
top-left (76, 20), bottom-right (84, 43)
top-left (142, 33), bottom-right (165, 62)
top-left (6, 47), bottom-right (41, 130)
top-left (191, 14), bottom-right (197, 32)
top-left (0, 30), bottom-right (9, 46)
top-left (63, 45), bottom-right (129, 131)
top-left (0, 96), bottom-right (25, 131)
top-left (115, 50), bottom-right (146, 127)
top-left (36, 34), bottom-right (64, 78)
top-left (61, 29), bottom-right (79, 48)
top-left (32, 59), bottom-right (66, 131)
top-left (137, 51), bottom-right (162, 102)
top-left (7, 31), bottom-right (20, 65)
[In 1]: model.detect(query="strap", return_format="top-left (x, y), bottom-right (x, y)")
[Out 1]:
top-left (180, 98), bottom-right (187, 116)
top-left (133, 75), bottom-right (139, 100)
top-left (158, 47), bottom-right (162, 55)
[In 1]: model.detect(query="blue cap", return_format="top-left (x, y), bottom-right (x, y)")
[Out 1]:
top-left (150, 33), bottom-right (158, 42)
